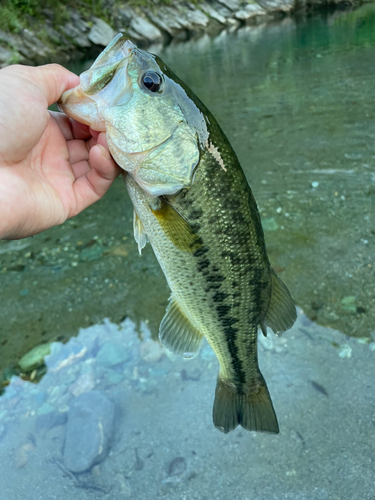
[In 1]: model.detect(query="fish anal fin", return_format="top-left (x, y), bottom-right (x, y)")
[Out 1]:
top-left (151, 198), bottom-right (202, 253)
top-left (159, 295), bottom-right (203, 358)
top-left (264, 269), bottom-right (297, 336)
top-left (133, 210), bottom-right (148, 255)
top-left (213, 376), bottom-right (279, 434)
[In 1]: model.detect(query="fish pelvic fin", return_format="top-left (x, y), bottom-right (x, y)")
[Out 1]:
top-left (133, 209), bottom-right (148, 255)
top-left (263, 269), bottom-right (297, 336)
top-left (159, 295), bottom-right (204, 358)
top-left (212, 376), bottom-right (279, 434)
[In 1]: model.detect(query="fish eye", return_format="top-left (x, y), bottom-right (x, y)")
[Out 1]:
top-left (141, 71), bottom-right (163, 93)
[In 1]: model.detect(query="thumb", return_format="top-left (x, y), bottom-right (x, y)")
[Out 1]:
top-left (29, 64), bottom-right (80, 107)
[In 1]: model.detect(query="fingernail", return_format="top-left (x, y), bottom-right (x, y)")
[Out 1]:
top-left (99, 144), bottom-right (110, 159)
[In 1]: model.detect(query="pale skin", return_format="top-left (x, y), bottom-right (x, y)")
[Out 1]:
top-left (0, 63), bottom-right (121, 240)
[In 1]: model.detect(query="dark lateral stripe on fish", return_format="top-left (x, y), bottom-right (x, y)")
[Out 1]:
top-left (191, 232), bottom-right (248, 387)
top-left (182, 154), bottom-right (268, 389)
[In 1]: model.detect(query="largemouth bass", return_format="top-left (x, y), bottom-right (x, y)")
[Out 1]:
top-left (59, 34), bottom-right (297, 434)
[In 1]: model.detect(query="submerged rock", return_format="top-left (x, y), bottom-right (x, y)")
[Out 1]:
top-left (140, 340), bottom-right (165, 363)
top-left (69, 369), bottom-right (96, 397)
top-left (15, 442), bottom-right (35, 469)
top-left (18, 343), bottom-right (52, 372)
top-left (63, 391), bottom-right (115, 473)
top-left (36, 410), bottom-right (68, 433)
top-left (96, 341), bottom-right (131, 367)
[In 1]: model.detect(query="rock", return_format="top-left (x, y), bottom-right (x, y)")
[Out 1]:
top-left (185, 5), bottom-right (210, 29)
top-left (80, 245), bottom-right (104, 262)
top-left (181, 368), bottom-right (201, 381)
top-left (47, 339), bottom-right (87, 372)
top-left (257, 0), bottom-right (294, 11)
top-left (116, 6), bottom-right (163, 43)
top-left (140, 340), bottom-right (165, 363)
top-left (19, 343), bottom-right (52, 372)
top-left (69, 369), bottom-right (95, 397)
top-left (62, 22), bottom-right (91, 48)
top-left (262, 217), bottom-right (279, 231)
top-left (37, 403), bottom-right (55, 415)
top-left (338, 344), bottom-right (352, 359)
top-left (117, 473), bottom-right (133, 498)
top-left (200, 2), bottom-right (228, 24)
top-left (70, 10), bottom-right (91, 33)
top-left (167, 456), bottom-right (187, 476)
top-left (0, 424), bottom-right (6, 441)
top-left (105, 369), bottom-right (123, 385)
top-left (129, 15), bottom-right (164, 43)
top-left (113, 6), bottom-right (133, 29)
top-left (96, 341), bottom-right (131, 367)
top-left (0, 47), bottom-right (13, 65)
top-left (340, 296), bottom-right (357, 313)
top-left (145, 7), bottom-right (186, 37)
top-left (19, 29), bottom-right (51, 60)
top-left (235, 3), bottom-right (267, 20)
top-left (208, 1), bottom-right (240, 26)
top-left (15, 443), bottom-right (35, 469)
top-left (216, 0), bottom-right (242, 11)
top-left (36, 410), bottom-right (68, 433)
top-left (63, 391), bottom-right (115, 473)
top-left (88, 17), bottom-right (115, 46)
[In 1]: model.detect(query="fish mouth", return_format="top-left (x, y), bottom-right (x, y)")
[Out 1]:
top-left (57, 37), bottom-right (135, 131)
top-left (57, 87), bottom-right (99, 128)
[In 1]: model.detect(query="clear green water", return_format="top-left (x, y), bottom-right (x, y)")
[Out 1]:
top-left (0, 6), bottom-right (374, 499)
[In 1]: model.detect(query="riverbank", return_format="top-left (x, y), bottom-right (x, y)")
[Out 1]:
top-left (0, 0), bottom-right (370, 67)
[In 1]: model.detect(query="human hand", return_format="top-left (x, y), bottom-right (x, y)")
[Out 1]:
top-left (0, 64), bottom-right (121, 240)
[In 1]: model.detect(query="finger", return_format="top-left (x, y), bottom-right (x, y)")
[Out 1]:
top-left (30, 64), bottom-right (80, 107)
top-left (88, 144), bottom-right (120, 184)
top-left (51, 111), bottom-right (91, 141)
top-left (71, 160), bottom-right (92, 179)
top-left (50, 111), bottom-right (73, 140)
top-left (96, 132), bottom-right (114, 156)
top-left (71, 119), bottom-right (92, 140)
top-left (67, 139), bottom-right (90, 165)
top-left (71, 144), bottom-right (121, 215)
top-left (89, 128), bottom-right (100, 139)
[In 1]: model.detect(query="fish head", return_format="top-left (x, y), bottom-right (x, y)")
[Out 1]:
top-left (59, 34), bottom-right (208, 196)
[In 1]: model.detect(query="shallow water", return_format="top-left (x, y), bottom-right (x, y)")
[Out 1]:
top-left (0, 6), bottom-right (374, 500)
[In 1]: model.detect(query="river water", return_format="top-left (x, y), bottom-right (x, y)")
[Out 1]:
top-left (0, 6), bottom-right (374, 500)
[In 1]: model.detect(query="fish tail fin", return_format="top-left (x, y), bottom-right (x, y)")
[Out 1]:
top-left (212, 376), bottom-right (279, 434)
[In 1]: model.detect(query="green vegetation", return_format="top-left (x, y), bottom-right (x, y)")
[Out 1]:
top-left (0, 0), bottom-right (70, 32)
top-left (0, 0), bottom-right (192, 34)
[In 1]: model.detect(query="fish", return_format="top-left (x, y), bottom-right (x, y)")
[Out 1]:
top-left (58, 34), bottom-right (297, 434)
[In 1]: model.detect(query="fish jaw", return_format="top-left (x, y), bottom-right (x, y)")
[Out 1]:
top-left (57, 36), bottom-right (135, 132)
top-left (57, 87), bottom-right (104, 130)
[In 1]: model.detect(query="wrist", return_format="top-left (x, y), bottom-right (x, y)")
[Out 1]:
top-left (0, 166), bottom-right (20, 239)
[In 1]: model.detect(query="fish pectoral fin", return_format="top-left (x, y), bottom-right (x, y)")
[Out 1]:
top-left (133, 210), bottom-right (148, 255)
top-left (159, 295), bottom-right (203, 358)
top-left (264, 269), bottom-right (297, 336)
top-left (151, 198), bottom-right (202, 253)
top-left (212, 375), bottom-right (279, 434)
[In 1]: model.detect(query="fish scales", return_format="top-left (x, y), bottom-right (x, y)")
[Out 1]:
top-left (58, 34), bottom-right (297, 434)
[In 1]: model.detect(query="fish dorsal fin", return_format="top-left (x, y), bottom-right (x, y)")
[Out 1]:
top-left (152, 198), bottom-right (202, 253)
top-left (264, 269), bottom-right (297, 336)
top-left (159, 295), bottom-right (203, 358)
top-left (133, 210), bottom-right (148, 255)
